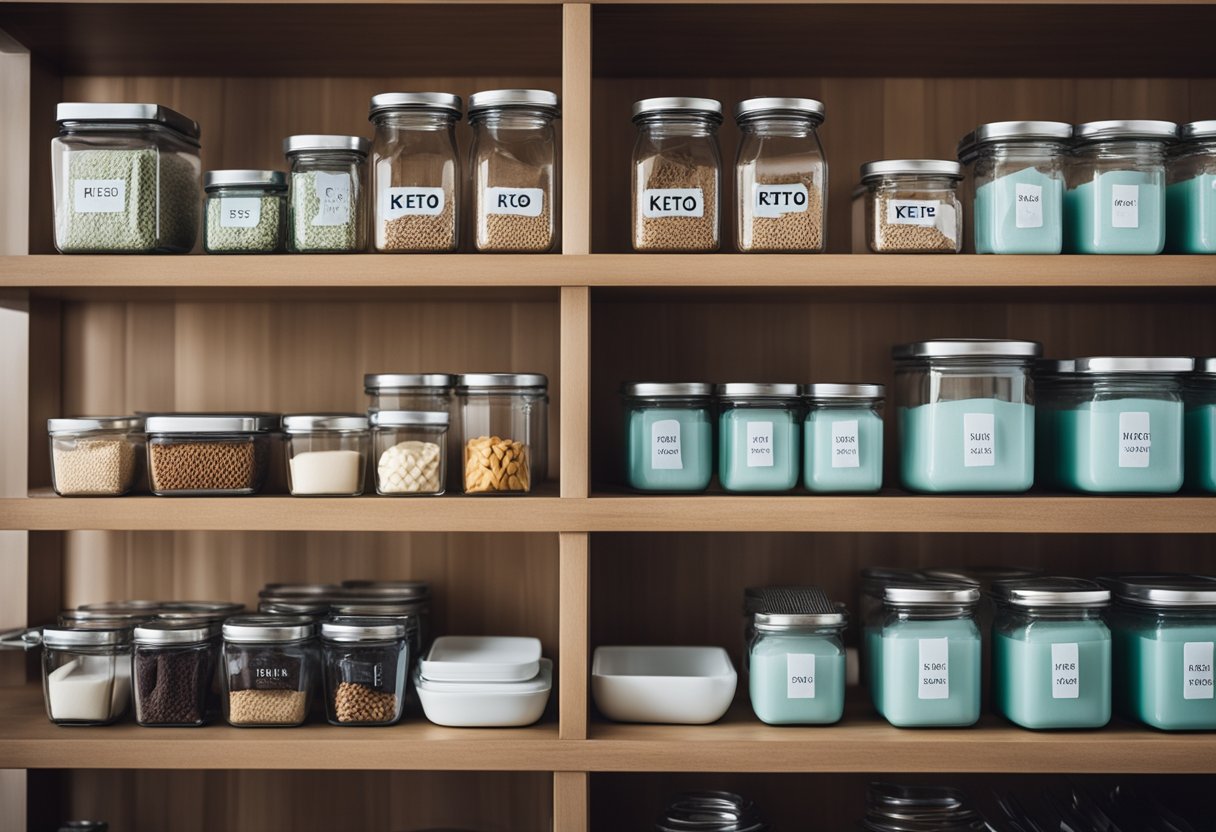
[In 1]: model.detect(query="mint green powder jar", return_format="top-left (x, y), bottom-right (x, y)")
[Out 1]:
top-left (1032, 360), bottom-right (1075, 490)
top-left (992, 578), bottom-right (1111, 731)
top-left (802, 383), bottom-right (884, 493)
top-left (1166, 121), bottom-right (1216, 254)
top-left (622, 383), bottom-right (713, 492)
top-left (748, 590), bottom-right (847, 725)
top-left (1185, 358), bottom-right (1216, 492)
top-left (859, 567), bottom-right (926, 709)
top-left (716, 383), bottom-right (801, 493)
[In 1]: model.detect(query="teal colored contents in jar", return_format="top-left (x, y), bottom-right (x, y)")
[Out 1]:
top-left (803, 408), bottom-right (883, 493)
top-left (880, 619), bottom-right (981, 727)
top-left (626, 407), bottom-right (713, 492)
top-left (1056, 398), bottom-right (1184, 493)
top-left (1166, 174), bottom-right (1216, 253)
top-left (865, 625), bottom-right (884, 715)
top-left (1065, 171), bottom-right (1165, 254)
top-left (898, 398), bottom-right (1034, 493)
top-left (719, 408), bottom-right (799, 492)
top-left (974, 167), bottom-right (1063, 254)
top-left (749, 634), bottom-right (846, 725)
top-left (1186, 403), bottom-right (1216, 492)
top-left (994, 620), bottom-right (1111, 730)
top-left (1111, 621), bottom-right (1216, 731)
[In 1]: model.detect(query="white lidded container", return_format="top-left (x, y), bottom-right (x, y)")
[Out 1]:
top-left (591, 645), bottom-right (737, 724)
top-left (414, 635), bottom-right (551, 727)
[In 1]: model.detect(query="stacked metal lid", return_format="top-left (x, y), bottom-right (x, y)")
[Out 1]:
top-left (655, 792), bottom-right (768, 832)
top-left (863, 783), bottom-right (988, 832)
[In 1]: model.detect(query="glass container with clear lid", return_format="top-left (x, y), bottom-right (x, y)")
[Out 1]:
top-left (133, 620), bottom-right (221, 727)
top-left (622, 382), bottom-right (714, 493)
top-left (716, 383), bottom-right (801, 493)
top-left (145, 414), bottom-right (277, 496)
top-left (284, 134), bottom-right (370, 253)
top-left (321, 618), bottom-right (409, 726)
top-left (1186, 358), bottom-right (1216, 492)
top-left (858, 160), bottom-right (963, 253)
top-left (456, 373), bottom-right (548, 493)
top-left (1167, 121), bottom-right (1216, 253)
top-left (221, 615), bottom-right (317, 727)
top-left (802, 383), bottom-right (885, 493)
top-left (371, 410), bottom-right (448, 496)
top-left (48, 416), bottom-right (143, 496)
top-left (282, 414), bottom-right (370, 497)
top-left (203, 169), bottom-right (287, 254)
top-left (40, 626), bottom-right (132, 726)
top-left (365, 373), bottom-right (454, 414)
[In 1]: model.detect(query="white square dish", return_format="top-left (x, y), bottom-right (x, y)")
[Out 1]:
top-left (420, 635), bottom-right (542, 683)
top-left (591, 645), bottom-right (737, 724)
top-left (415, 658), bottom-right (552, 728)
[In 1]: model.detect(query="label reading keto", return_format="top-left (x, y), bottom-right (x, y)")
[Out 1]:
top-left (1111, 183), bottom-right (1140, 228)
top-left (1015, 183), bottom-right (1044, 228)
top-left (746, 421), bottom-right (774, 468)
top-left (754, 183), bottom-right (809, 218)
top-left (887, 199), bottom-right (941, 227)
top-left (831, 419), bottom-right (860, 468)
top-left (918, 637), bottom-right (949, 700)
top-left (384, 187), bottom-right (444, 219)
top-left (1051, 643), bottom-right (1080, 699)
top-left (642, 188), bottom-right (704, 218)
top-left (1119, 411), bottom-right (1151, 468)
top-left (73, 179), bottom-right (125, 213)
top-left (787, 653), bottom-right (816, 699)
top-left (219, 197), bottom-right (261, 228)
top-left (312, 172), bottom-right (351, 226)
top-left (964, 412), bottom-right (996, 467)
top-left (1183, 641), bottom-right (1214, 700)
top-left (486, 187), bottom-right (544, 217)
top-left (651, 419), bottom-right (683, 470)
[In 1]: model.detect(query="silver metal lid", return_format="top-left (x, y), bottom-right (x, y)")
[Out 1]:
top-left (1073, 120), bottom-right (1177, 143)
top-left (860, 160), bottom-right (963, 182)
top-left (222, 615), bottom-right (316, 643)
top-left (59, 608), bottom-right (149, 624)
top-left (957, 121), bottom-right (1072, 158)
top-left (330, 599), bottom-right (424, 619)
top-left (920, 566), bottom-right (1042, 588)
top-left (893, 338), bottom-right (1042, 359)
top-left (369, 92), bottom-right (462, 119)
top-left (1098, 574), bottom-right (1216, 607)
top-left (282, 413), bottom-right (369, 433)
top-left (283, 134), bottom-right (370, 156)
top-left (79, 600), bottom-right (163, 613)
top-left (364, 373), bottom-right (455, 391)
top-left (41, 626), bottom-right (130, 647)
top-left (1180, 121), bottom-right (1216, 141)
top-left (621, 382), bottom-right (713, 397)
top-left (261, 582), bottom-right (340, 596)
top-left (55, 102), bottom-right (201, 141)
top-left (755, 609), bottom-right (846, 629)
top-left (883, 585), bottom-right (981, 605)
top-left (159, 600), bottom-right (244, 617)
top-left (1196, 357), bottom-right (1216, 375)
top-left (715, 383), bottom-right (800, 398)
top-left (369, 410), bottom-right (449, 427)
top-left (632, 97), bottom-right (723, 121)
top-left (203, 170), bottom-right (287, 192)
top-left (48, 416), bottom-right (142, 434)
top-left (991, 577), bottom-right (1110, 607)
top-left (455, 373), bottom-right (548, 389)
top-left (802, 383), bottom-right (885, 399)
top-left (1035, 359), bottom-right (1076, 375)
top-left (259, 599), bottom-right (331, 616)
top-left (1073, 356), bottom-right (1195, 374)
top-left (134, 621), bottom-right (218, 644)
top-left (144, 413), bottom-right (278, 433)
top-left (735, 97), bottom-right (825, 125)
top-left (468, 89), bottom-right (559, 116)
top-left (320, 617), bottom-right (406, 642)
top-left (340, 579), bottom-right (430, 598)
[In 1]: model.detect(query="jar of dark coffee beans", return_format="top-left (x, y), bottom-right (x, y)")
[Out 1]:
top-left (133, 621), bottom-right (221, 727)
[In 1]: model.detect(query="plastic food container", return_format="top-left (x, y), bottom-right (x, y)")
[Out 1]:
top-left (991, 578), bottom-right (1111, 730)
top-left (220, 615), bottom-right (317, 728)
top-left (592, 645), bottom-right (737, 724)
top-left (145, 414), bottom-right (277, 496)
top-left (52, 102), bottom-right (201, 254)
top-left (456, 374), bottom-right (548, 494)
top-left (748, 588), bottom-right (847, 725)
top-left (415, 636), bottom-right (551, 727)
top-left (1186, 358), bottom-right (1216, 492)
top-left (894, 339), bottom-right (1040, 493)
top-left (371, 410), bottom-right (448, 496)
top-left (133, 621), bottom-right (221, 727)
top-left (321, 618), bottom-right (408, 726)
top-left (284, 134), bottom-right (370, 253)
top-left (735, 97), bottom-right (827, 253)
top-left (716, 383), bottom-right (801, 493)
top-left (282, 414), bottom-right (370, 497)
top-left (365, 373), bottom-right (454, 414)
top-left (622, 383), bottom-right (714, 492)
top-left (802, 384), bottom-right (885, 493)
top-left (958, 121), bottom-right (1070, 254)
top-left (39, 626), bottom-right (132, 726)
top-left (1167, 121), bottom-right (1216, 253)
top-left (1065, 120), bottom-right (1176, 254)
top-left (203, 170), bottom-right (287, 254)
top-left (48, 416), bottom-right (143, 497)
top-left (856, 160), bottom-right (963, 253)
top-left (632, 97), bottom-right (723, 252)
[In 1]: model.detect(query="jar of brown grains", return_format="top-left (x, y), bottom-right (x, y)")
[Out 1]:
top-left (48, 416), bottom-right (143, 496)
top-left (144, 414), bottom-right (277, 496)
top-left (856, 159), bottom-right (964, 253)
top-left (321, 618), bottom-right (408, 726)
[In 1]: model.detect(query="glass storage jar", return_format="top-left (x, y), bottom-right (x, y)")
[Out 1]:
top-left (632, 97), bottom-right (723, 252)
top-left (48, 416), bottom-right (142, 496)
top-left (1099, 573), bottom-right (1216, 731)
top-left (468, 89), bottom-right (560, 252)
top-left (656, 792), bottom-right (769, 832)
top-left (282, 414), bottom-right (370, 497)
top-left (863, 784), bottom-right (985, 832)
top-left (802, 383), bottom-right (885, 493)
top-left (365, 373), bottom-right (454, 414)
top-left (1167, 121), bottom-right (1216, 253)
top-left (748, 589), bottom-right (847, 725)
top-left (992, 578), bottom-right (1111, 730)
top-left (1050, 357), bottom-right (1193, 494)
top-left (1186, 358), bottom-right (1216, 492)
top-left (860, 567), bottom-right (927, 701)
top-left (735, 97), bottom-right (827, 253)
top-left (52, 102), bottom-right (201, 254)
top-left (330, 597), bottom-right (424, 661)
top-left (1032, 359), bottom-right (1075, 490)
top-left (456, 373), bottom-right (548, 493)
top-left (622, 383), bottom-right (714, 492)
top-left (133, 621), bottom-right (221, 727)
top-left (284, 134), bottom-right (370, 253)
top-left (716, 383), bottom-right (801, 493)
top-left (40, 626), bottom-right (132, 726)
top-left (202, 169), bottom-right (287, 254)
top-left (858, 160), bottom-right (963, 253)
top-left (369, 93), bottom-right (461, 253)
top-left (145, 414), bottom-right (277, 496)
top-left (894, 339), bottom-right (1040, 493)
top-left (370, 410), bottom-right (448, 496)
top-left (321, 618), bottom-right (408, 726)
top-left (1065, 120), bottom-right (1176, 254)
top-left (958, 121), bottom-right (1070, 254)
top-left (878, 584), bottom-right (982, 728)
top-left (221, 615), bottom-right (316, 727)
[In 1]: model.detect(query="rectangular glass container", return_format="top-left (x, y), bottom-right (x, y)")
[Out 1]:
top-left (145, 414), bottom-right (277, 496)
top-left (48, 416), bottom-right (143, 497)
top-left (1166, 122), bottom-right (1216, 253)
top-left (748, 592), bottom-right (847, 725)
top-left (622, 383), bottom-right (714, 492)
top-left (203, 169), bottom-right (287, 254)
top-left (221, 615), bottom-right (317, 728)
top-left (858, 160), bottom-right (963, 253)
top-left (716, 383), bottom-right (800, 493)
top-left (40, 627), bottom-right (132, 726)
top-left (1185, 359), bottom-right (1216, 492)
top-left (133, 621), bottom-right (220, 727)
top-left (456, 373), bottom-right (548, 494)
top-left (282, 414), bottom-right (370, 497)
top-left (370, 410), bottom-right (447, 496)
top-left (321, 618), bottom-right (408, 726)
top-left (284, 135), bottom-right (369, 253)
top-left (802, 384), bottom-right (885, 493)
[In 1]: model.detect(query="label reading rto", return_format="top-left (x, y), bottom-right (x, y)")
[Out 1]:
top-left (642, 188), bottom-right (704, 218)
top-left (918, 638), bottom-right (949, 700)
top-left (831, 419), bottom-right (860, 468)
top-left (746, 421), bottom-right (774, 468)
top-left (651, 419), bottom-right (683, 470)
top-left (312, 172), bottom-right (351, 226)
top-left (1051, 642), bottom-right (1080, 699)
top-left (787, 653), bottom-right (816, 699)
top-left (1015, 183), bottom-right (1044, 228)
top-left (384, 187), bottom-right (445, 219)
top-left (963, 412), bottom-right (996, 468)
top-left (219, 197), bottom-right (261, 228)
top-left (1111, 183), bottom-right (1140, 228)
top-left (1118, 411), bottom-right (1151, 468)
top-left (486, 187), bottom-right (544, 217)
top-left (1183, 641), bottom-right (1214, 700)
top-left (73, 179), bottom-right (125, 213)
top-left (753, 183), bottom-right (809, 218)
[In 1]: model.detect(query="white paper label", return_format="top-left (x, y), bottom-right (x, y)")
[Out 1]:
top-left (746, 421), bottom-right (774, 468)
top-left (787, 653), bottom-right (816, 699)
top-left (1051, 642), bottom-right (1080, 699)
top-left (1111, 183), bottom-right (1140, 228)
top-left (651, 419), bottom-right (683, 470)
top-left (486, 187), bottom-right (544, 217)
top-left (218, 197), bottom-right (261, 228)
top-left (384, 187), bottom-right (444, 219)
top-left (831, 419), bottom-right (860, 468)
top-left (642, 188), bottom-right (704, 218)
top-left (1183, 641), bottom-right (1214, 700)
top-left (918, 638), bottom-right (949, 700)
top-left (964, 412), bottom-right (996, 468)
top-left (312, 172), bottom-right (351, 226)
top-left (753, 183), bottom-right (809, 218)
top-left (73, 179), bottom-right (125, 213)
top-left (1015, 183), bottom-right (1044, 228)
top-left (887, 199), bottom-right (942, 227)
top-left (1119, 411), bottom-right (1151, 468)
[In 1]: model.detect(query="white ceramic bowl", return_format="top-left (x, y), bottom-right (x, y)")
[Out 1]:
top-left (416, 658), bottom-right (552, 728)
top-left (591, 646), bottom-right (737, 724)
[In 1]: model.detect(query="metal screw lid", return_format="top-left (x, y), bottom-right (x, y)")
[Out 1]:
top-left (261, 582), bottom-right (340, 597)
top-left (883, 584), bottom-right (981, 606)
top-left (455, 373), bottom-right (548, 389)
top-left (330, 598), bottom-right (426, 618)
top-left (41, 626), bottom-right (131, 647)
top-left (159, 600), bottom-right (245, 615)
top-left (957, 121), bottom-right (1072, 160)
top-left (134, 620), bottom-right (219, 644)
top-left (621, 382), bottom-right (713, 397)
top-left (468, 89), bottom-right (559, 116)
top-left (1073, 356), bottom-right (1195, 374)
top-left (1180, 121), bottom-right (1216, 140)
top-left (340, 579), bottom-right (430, 598)
top-left (283, 134), bottom-right (370, 156)
top-left (144, 413), bottom-right (279, 433)
top-left (369, 410), bottom-right (450, 428)
top-left (860, 159), bottom-right (963, 182)
top-left (632, 97), bottom-right (724, 122)
top-left (991, 577), bottom-right (1110, 607)
top-left (714, 383), bottom-right (800, 398)
top-left (320, 617), bottom-right (407, 642)
top-left (1097, 573), bottom-right (1216, 608)
top-left (48, 416), bottom-right (143, 434)
top-left (282, 413), bottom-right (369, 433)
top-left (222, 615), bottom-right (316, 643)
top-left (921, 566), bottom-right (1043, 592)
top-left (78, 599), bottom-right (163, 613)
top-left (735, 97), bottom-right (825, 125)
top-left (802, 383), bottom-right (885, 399)
top-left (1073, 120), bottom-right (1178, 143)
top-left (203, 170), bottom-right (287, 192)
top-left (258, 599), bottom-right (332, 616)
top-left (56, 102), bottom-right (201, 141)
top-left (893, 338), bottom-right (1042, 359)
top-left (369, 92), bottom-right (462, 119)
top-left (1195, 357), bottom-right (1216, 375)
top-left (364, 373), bottom-right (456, 390)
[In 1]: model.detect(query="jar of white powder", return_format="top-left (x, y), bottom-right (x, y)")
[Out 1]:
top-left (281, 414), bottom-right (370, 497)
top-left (40, 626), bottom-right (133, 726)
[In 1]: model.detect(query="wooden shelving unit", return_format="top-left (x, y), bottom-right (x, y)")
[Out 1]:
top-left (1, 0), bottom-right (1214, 830)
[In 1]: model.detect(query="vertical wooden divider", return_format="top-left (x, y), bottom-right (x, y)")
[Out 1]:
top-left (561, 3), bottom-right (592, 257)
top-left (554, 770), bottom-right (591, 832)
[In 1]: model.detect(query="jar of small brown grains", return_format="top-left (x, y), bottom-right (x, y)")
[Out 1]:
top-left (857, 159), bottom-right (964, 253)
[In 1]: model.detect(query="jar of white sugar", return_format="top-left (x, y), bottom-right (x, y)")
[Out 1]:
top-left (40, 626), bottom-right (133, 726)
top-left (52, 103), bottom-right (201, 254)
top-left (48, 416), bottom-right (143, 497)
top-left (857, 160), bottom-right (963, 253)
top-left (371, 410), bottom-right (449, 496)
top-left (284, 135), bottom-right (370, 253)
top-left (281, 414), bottom-right (370, 497)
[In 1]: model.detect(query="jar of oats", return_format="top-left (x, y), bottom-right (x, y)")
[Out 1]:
top-left (284, 135), bottom-right (370, 253)
top-left (468, 89), bottom-right (560, 252)
top-left (632, 97), bottom-right (723, 252)
top-left (369, 93), bottom-right (461, 253)
top-left (735, 97), bottom-right (827, 253)
top-left (48, 416), bottom-right (143, 496)
top-left (858, 160), bottom-right (964, 253)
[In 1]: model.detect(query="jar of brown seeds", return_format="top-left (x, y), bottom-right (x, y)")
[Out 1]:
top-left (144, 414), bottom-right (277, 496)
top-left (857, 160), bottom-right (964, 253)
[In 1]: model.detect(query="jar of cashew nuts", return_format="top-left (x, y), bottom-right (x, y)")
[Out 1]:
top-left (371, 410), bottom-right (448, 496)
top-left (455, 373), bottom-right (548, 495)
